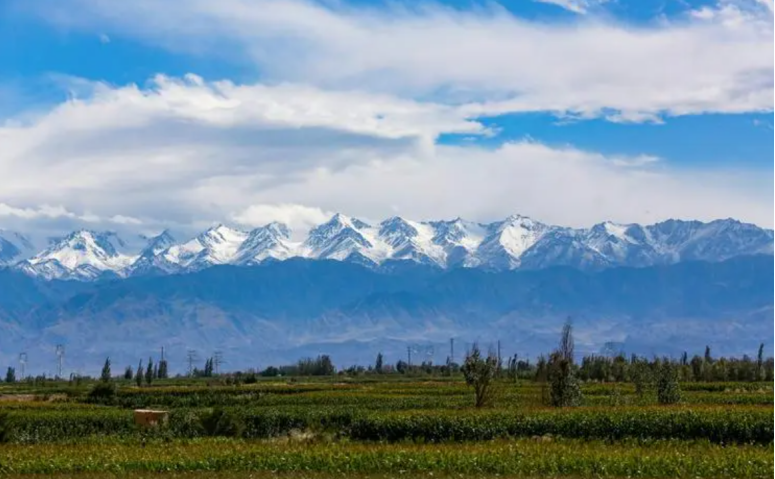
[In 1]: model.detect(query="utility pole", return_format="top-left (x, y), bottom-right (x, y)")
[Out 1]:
top-left (186, 349), bottom-right (198, 376)
top-left (407, 346), bottom-right (412, 367)
top-left (18, 352), bottom-right (27, 379)
top-left (449, 338), bottom-right (454, 364)
top-left (497, 340), bottom-right (502, 365)
top-left (161, 346), bottom-right (165, 362)
top-left (55, 345), bottom-right (65, 378)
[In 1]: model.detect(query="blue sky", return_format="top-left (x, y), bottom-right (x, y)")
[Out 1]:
top-left (0, 0), bottom-right (772, 238)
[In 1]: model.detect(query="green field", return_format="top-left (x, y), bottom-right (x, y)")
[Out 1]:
top-left (0, 376), bottom-right (772, 478)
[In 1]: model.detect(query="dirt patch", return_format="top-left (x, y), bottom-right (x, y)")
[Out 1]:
top-left (0, 394), bottom-right (36, 402)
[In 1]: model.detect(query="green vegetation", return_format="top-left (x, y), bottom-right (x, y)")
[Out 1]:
top-left (1, 438), bottom-right (771, 478)
top-left (0, 376), bottom-right (771, 477)
top-left (0, 335), bottom-right (771, 477)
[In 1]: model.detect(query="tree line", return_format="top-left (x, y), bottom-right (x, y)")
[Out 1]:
top-left (3, 338), bottom-right (771, 385)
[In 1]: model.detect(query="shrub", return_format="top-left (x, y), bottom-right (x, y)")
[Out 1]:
top-left (656, 360), bottom-right (682, 405)
top-left (548, 353), bottom-right (583, 407)
top-left (0, 412), bottom-right (12, 443)
top-left (87, 381), bottom-right (117, 403)
top-left (201, 408), bottom-right (245, 437)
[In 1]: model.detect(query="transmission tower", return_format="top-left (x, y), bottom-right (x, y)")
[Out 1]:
top-left (18, 352), bottom-right (27, 379)
top-left (213, 351), bottom-right (224, 375)
top-left (55, 345), bottom-right (65, 378)
top-left (186, 349), bottom-right (199, 376)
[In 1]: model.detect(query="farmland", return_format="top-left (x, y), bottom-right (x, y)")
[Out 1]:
top-left (0, 374), bottom-right (772, 478)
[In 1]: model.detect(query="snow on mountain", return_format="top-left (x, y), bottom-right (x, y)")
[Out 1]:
top-left (302, 214), bottom-right (386, 263)
top-left (17, 230), bottom-right (136, 280)
top-left (474, 215), bottom-right (554, 269)
top-left (125, 230), bottom-right (178, 276)
top-left (377, 217), bottom-right (445, 266)
top-left (140, 230), bottom-right (177, 256)
top-left (579, 222), bottom-right (656, 268)
top-left (234, 222), bottom-right (295, 265)
top-left (646, 219), bottom-right (774, 262)
top-left (11, 215), bottom-right (773, 280)
top-left (0, 230), bottom-right (35, 266)
top-left (158, 225), bottom-right (248, 272)
top-left (428, 218), bottom-right (486, 267)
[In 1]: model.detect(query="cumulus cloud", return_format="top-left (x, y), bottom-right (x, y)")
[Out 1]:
top-left (17, 0), bottom-right (773, 121)
top-left (0, 1), bottom-right (771, 238)
top-left (0, 76), bottom-right (770, 235)
top-left (231, 204), bottom-right (333, 237)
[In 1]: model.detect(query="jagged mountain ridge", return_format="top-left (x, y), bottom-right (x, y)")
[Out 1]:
top-left (5, 214), bottom-right (773, 280)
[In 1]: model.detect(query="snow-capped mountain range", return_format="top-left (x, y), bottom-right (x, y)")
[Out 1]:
top-left (1, 214), bottom-right (772, 281)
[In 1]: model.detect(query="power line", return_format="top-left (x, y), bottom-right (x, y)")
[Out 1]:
top-left (186, 349), bottom-right (198, 376)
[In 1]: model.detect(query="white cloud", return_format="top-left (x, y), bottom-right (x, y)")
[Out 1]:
top-left (17, 0), bottom-right (773, 121)
top-left (231, 203), bottom-right (333, 237)
top-left (0, 77), bottom-right (770, 234)
top-left (0, 203), bottom-right (141, 225)
top-left (532, 0), bottom-right (608, 14)
top-left (1, 0), bottom-right (772, 238)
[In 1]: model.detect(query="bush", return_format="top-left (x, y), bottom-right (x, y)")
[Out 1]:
top-left (87, 381), bottom-right (117, 403)
top-left (656, 360), bottom-right (682, 405)
top-left (201, 408), bottom-right (245, 437)
top-left (548, 353), bottom-right (583, 407)
top-left (0, 412), bottom-right (12, 443)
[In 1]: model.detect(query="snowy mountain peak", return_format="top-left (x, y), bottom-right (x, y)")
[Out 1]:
top-left (18, 230), bottom-right (136, 280)
top-left (140, 230), bottom-right (177, 256)
top-left (499, 214), bottom-right (542, 230)
top-left (263, 222), bottom-right (291, 239)
top-left (327, 213), bottom-right (370, 230)
top-left (486, 215), bottom-right (552, 263)
top-left (308, 214), bottom-right (368, 244)
top-left (233, 222), bottom-right (294, 265)
top-left (304, 214), bottom-right (377, 261)
top-left (163, 224), bottom-right (248, 269)
top-left (379, 217), bottom-right (419, 244)
top-left (9, 214), bottom-right (773, 280)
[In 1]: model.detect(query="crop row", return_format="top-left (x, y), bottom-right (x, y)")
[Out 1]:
top-left (2, 405), bottom-right (771, 445)
top-left (76, 382), bottom-right (772, 409)
top-left (0, 438), bottom-right (770, 477)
